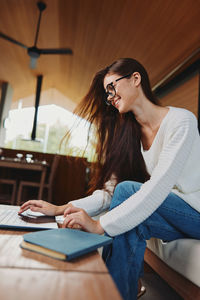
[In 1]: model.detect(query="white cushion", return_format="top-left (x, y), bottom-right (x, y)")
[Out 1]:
top-left (147, 238), bottom-right (200, 287)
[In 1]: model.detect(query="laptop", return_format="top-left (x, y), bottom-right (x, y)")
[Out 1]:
top-left (0, 205), bottom-right (58, 230)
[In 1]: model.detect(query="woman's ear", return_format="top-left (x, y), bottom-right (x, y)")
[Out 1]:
top-left (132, 72), bottom-right (141, 87)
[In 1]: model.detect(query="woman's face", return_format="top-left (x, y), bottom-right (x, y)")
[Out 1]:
top-left (103, 72), bottom-right (141, 113)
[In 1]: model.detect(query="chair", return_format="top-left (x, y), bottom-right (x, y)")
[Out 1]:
top-left (0, 179), bottom-right (17, 205)
top-left (17, 155), bottom-right (60, 205)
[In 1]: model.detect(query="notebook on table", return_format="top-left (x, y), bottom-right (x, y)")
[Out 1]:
top-left (0, 205), bottom-right (58, 230)
top-left (21, 228), bottom-right (113, 261)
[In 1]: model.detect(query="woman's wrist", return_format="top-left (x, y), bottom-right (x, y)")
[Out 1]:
top-left (55, 204), bottom-right (67, 216)
top-left (56, 202), bottom-right (74, 216)
top-left (95, 220), bottom-right (105, 235)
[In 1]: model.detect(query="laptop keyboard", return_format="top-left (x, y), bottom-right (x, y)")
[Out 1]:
top-left (0, 208), bottom-right (58, 229)
top-left (0, 209), bottom-right (25, 226)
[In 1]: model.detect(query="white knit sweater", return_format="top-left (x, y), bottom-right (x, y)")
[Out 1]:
top-left (70, 107), bottom-right (200, 236)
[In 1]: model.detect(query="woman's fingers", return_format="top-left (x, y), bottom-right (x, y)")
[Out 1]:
top-left (19, 200), bottom-right (57, 216)
top-left (29, 205), bottom-right (44, 212)
top-left (72, 224), bottom-right (82, 229)
top-left (62, 213), bottom-right (75, 228)
top-left (62, 209), bottom-right (97, 233)
top-left (63, 206), bottom-right (81, 217)
top-left (18, 200), bottom-right (44, 214)
top-left (21, 200), bottom-right (43, 208)
top-left (62, 211), bottom-right (82, 228)
top-left (67, 219), bottom-right (77, 228)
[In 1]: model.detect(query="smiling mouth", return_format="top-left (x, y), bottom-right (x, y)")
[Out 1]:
top-left (114, 99), bottom-right (120, 107)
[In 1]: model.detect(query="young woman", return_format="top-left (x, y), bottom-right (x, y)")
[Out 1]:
top-left (19, 58), bottom-right (200, 300)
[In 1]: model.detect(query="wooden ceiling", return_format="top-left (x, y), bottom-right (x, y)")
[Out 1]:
top-left (0, 0), bottom-right (199, 106)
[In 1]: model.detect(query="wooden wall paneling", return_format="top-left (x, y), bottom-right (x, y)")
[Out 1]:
top-left (159, 74), bottom-right (199, 116)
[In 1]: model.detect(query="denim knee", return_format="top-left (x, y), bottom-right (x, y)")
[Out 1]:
top-left (110, 181), bottom-right (142, 210)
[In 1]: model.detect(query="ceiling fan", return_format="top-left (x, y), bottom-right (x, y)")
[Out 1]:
top-left (0, 1), bottom-right (73, 69)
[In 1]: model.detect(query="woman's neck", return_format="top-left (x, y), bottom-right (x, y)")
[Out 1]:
top-left (131, 98), bottom-right (168, 132)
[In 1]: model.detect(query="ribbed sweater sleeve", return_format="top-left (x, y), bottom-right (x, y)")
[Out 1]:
top-left (69, 175), bottom-right (116, 216)
top-left (100, 111), bottom-right (197, 236)
top-left (68, 190), bottom-right (110, 216)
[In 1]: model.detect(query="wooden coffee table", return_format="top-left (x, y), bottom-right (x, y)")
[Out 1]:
top-left (0, 228), bottom-right (122, 300)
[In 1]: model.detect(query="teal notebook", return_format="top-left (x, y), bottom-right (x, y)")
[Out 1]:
top-left (21, 228), bottom-right (112, 261)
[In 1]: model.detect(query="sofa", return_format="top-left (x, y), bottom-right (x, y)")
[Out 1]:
top-left (145, 238), bottom-right (200, 299)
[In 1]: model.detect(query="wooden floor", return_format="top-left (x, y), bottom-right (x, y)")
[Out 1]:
top-left (144, 247), bottom-right (200, 300)
top-left (142, 271), bottom-right (183, 300)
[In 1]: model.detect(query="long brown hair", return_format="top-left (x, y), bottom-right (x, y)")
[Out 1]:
top-left (67, 58), bottom-right (157, 192)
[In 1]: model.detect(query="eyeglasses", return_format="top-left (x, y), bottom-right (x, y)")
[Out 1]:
top-left (105, 73), bottom-right (132, 105)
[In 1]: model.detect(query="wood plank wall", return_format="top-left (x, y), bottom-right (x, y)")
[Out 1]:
top-left (159, 73), bottom-right (199, 116)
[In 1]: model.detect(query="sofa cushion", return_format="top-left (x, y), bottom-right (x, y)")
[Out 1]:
top-left (147, 238), bottom-right (200, 287)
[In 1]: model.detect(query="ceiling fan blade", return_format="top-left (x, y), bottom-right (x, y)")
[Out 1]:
top-left (30, 57), bottom-right (38, 69)
top-left (39, 48), bottom-right (73, 55)
top-left (0, 31), bottom-right (28, 49)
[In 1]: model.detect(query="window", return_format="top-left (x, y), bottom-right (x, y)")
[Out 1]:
top-left (4, 104), bottom-right (96, 161)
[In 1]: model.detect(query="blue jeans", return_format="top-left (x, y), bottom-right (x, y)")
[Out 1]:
top-left (102, 181), bottom-right (200, 300)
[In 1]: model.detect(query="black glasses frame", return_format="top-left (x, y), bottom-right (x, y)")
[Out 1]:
top-left (105, 73), bottom-right (132, 105)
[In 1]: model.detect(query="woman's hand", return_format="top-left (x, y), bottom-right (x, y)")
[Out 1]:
top-left (62, 206), bottom-right (104, 234)
top-left (18, 200), bottom-right (62, 216)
